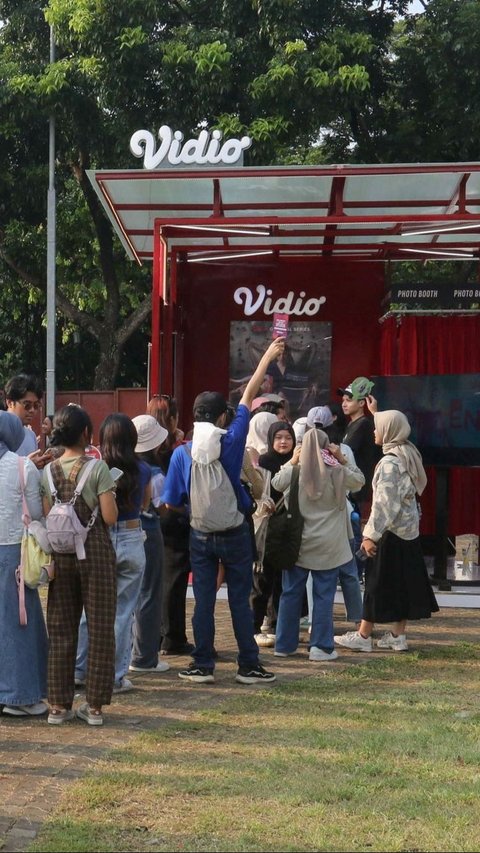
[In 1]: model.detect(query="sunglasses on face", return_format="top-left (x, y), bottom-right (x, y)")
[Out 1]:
top-left (18, 399), bottom-right (41, 411)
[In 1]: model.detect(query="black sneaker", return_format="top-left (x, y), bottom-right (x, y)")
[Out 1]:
top-left (178, 665), bottom-right (215, 683)
top-left (235, 664), bottom-right (276, 685)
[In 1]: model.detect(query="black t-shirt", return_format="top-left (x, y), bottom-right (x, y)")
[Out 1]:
top-left (342, 415), bottom-right (379, 504)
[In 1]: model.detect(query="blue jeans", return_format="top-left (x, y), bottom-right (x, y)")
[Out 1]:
top-left (339, 543), bottom-right (363, 623)
top-left (0, 544), bottom-right (48, 706)
top-left (76, 523), bottom-right (146, 687)
top-left (131, 518), bottom-right (164, 668)
top-left (306, 543), bottom-right (362, 624)
top-left (189, 521), bottom-right (259, 670)
top-left (351, 510), bottom-right (364, 581)
top-left (276, 565), bottom-right (341, 654)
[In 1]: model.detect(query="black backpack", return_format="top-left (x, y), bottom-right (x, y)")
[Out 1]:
top-left (263, 466), bottom-right (304, 570)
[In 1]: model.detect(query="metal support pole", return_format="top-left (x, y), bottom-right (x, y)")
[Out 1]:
top-left (432, 467), bottom-right (451, 591)
top-left (146, 342), bottom-right (152, 404)
top-left (150, 224), bottom-right (165, 395)
top-left (46, 25), bottom-right (56, 415)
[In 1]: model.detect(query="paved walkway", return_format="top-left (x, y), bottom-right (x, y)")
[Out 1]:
top-left (0, 598), bottom-right (478, 852)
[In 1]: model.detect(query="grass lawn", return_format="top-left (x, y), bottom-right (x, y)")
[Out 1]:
top-left (30, 642), bottom-right (480, 852)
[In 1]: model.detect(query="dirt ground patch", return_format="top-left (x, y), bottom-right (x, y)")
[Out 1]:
top-left (0, 597), bottom-right (478, 852)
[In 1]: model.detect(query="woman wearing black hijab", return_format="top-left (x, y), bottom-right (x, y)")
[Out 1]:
top-left (251, 421), bottom-right (297, 645)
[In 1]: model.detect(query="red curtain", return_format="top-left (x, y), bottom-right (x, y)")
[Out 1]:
top-left (380, 315), bottom-right (480, 536)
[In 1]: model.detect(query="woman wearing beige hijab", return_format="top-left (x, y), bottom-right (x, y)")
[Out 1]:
top-left (272, 427), bottom-right (364, 661)
top-left (335, 400), bottom-right (439, 653)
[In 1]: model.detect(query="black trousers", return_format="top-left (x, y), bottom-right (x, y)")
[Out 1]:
top-left (250, 556), bottom-right (309, 634)
top-left (160, 533), bottom-right (191, 651)
top-left (250, 556), bottom-right (283, 634)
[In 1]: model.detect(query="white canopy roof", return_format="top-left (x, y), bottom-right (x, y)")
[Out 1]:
top-left (87, 162), bottom-right (480, 265)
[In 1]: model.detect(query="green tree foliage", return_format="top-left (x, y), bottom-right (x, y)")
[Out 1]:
top-left (386, 0), bottom-right (480, 161)
top-left (1, 0), bottom-right (477, 389)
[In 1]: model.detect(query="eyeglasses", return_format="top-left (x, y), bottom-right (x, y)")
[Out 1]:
top-left (152, 394), bottom-right (172, 402)
top-left (18, 399), bottom-right (41, 412)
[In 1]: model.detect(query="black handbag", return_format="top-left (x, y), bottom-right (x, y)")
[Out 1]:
top-left (263, 466), bottom-right (304, 571)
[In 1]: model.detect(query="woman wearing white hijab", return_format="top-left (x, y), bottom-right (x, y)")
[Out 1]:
top-left (335, 403), bottom-right (439, 653)
top-left (273, 427), bottom-right (364, 661)
top-left (245, 411), bottom-right (281, 646)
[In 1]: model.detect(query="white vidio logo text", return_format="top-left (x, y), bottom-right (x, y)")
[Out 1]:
top-left (233, 285), bottom-right (326, 317)
top-left (130, 125), bottom-right (252, 169)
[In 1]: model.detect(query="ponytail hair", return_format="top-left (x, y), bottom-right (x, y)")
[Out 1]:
top-left (50, 405), bottom-right (92, 448)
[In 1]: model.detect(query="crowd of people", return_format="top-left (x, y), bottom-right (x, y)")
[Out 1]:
top-left (0, 352), bottom-right (439, 724)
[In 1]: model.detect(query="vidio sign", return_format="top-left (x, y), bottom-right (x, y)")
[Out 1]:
top-left (130, 125), bottom-right (252, 169)
top-left (234, 285), bottom-right (326, 317)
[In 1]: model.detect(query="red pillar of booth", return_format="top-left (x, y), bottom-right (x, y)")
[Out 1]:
top-left (150, 223), bottom-right (163, 396)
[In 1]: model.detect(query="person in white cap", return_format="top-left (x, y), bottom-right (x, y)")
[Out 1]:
top-left (129, 415), bottom-right (171, 674)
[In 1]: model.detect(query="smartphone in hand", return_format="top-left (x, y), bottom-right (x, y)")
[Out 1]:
top-left (109, 467), bottom-right (123, 482)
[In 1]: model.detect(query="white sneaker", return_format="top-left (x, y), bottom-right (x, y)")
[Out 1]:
top-left (309, 647), bottom-right (338, 662)
top-left (254, 633), bottom-right (274, 648)
top-left (129, 661), bottom-right (171, 673)
top-left (376, 632), bottom-right (408, 651)
top-left (334, 631), bottom-right (373, 652)
top-left (112, 678), bottom-right (134, 694)
top-left (3, 702), bottom-right (48, 716)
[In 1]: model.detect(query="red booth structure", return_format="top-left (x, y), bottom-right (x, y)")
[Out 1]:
top-left (88, 161), bottom-right (480, 584)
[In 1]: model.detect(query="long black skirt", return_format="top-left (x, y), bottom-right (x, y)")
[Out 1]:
top-left (362, 531), bottom-right (439, 623)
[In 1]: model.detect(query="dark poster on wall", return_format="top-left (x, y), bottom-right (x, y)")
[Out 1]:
top-left (229, 320), bottom-right (332, 421)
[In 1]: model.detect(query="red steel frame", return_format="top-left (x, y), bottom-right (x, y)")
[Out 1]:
top-left (91, 163), bottom-right (480, 394)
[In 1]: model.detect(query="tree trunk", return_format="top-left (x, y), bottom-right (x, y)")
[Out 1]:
top-left (94, 336), bottom-right (122, 390)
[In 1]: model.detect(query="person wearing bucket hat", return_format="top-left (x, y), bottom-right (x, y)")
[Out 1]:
top-left (129, 415), bottom-right (171, 674)
top-left (133, 415), bottom-right (168, 454)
